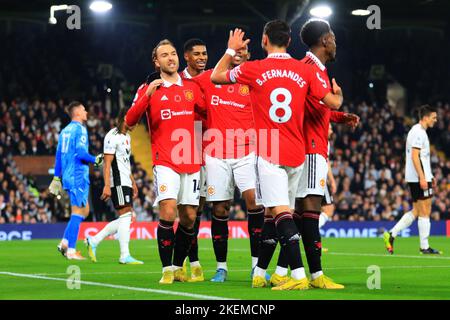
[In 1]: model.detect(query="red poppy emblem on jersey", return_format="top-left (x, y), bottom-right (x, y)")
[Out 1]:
top-left (227, 86), bottom-right (234, 94)
top-left (184, 90), bottom-right (194, 102)
top-left (238, 85), bottom-right (250, 96)
top-left (174, 95), bottom-right (182, 102)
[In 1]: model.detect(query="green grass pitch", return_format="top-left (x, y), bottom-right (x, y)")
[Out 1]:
top-left (0, 237), bottom-right (449, 300)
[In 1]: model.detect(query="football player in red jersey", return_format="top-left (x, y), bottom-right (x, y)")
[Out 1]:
top-left (125, 39), bottom-right (206, 285)
top-left (194, 45), bottom-right (265, 283)
top-left (182, 38), bottom-right (208, 79)
top-left (211, 20), bottom-right (343, 290)
top-left (272, 19), bottom-right (359, 289)
top-left (180, 38), bottom-right (209, 282)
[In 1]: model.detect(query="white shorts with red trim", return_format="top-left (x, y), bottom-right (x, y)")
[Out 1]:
top-left (255, 156), bottom-right (303, 209)
top-left (205, 152), bottom-right (256, 201)
top-left (153, 165), bottom-right (200, 207)
top-left (297, 154), bottom-right (328, 198)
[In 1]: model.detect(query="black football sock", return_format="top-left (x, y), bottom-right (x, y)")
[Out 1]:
top-left (211, 213), bottom-right (229, 264)
top-left (275, 212), bottom-right (304, 271)
top-left (300, 211), bottom-right (322, 274)
top-left (247, 207), bottom-right (265, 259)
top-left (173, 224), bottom-right (195, 268)
top-left (157, 219), bottom-right (175, 268)
top-left (256, 215), bottom-right (278, 270)
top-left (188, 210), bottom-right (202, 263)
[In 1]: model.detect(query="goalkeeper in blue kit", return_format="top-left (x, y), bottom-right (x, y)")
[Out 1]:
top-left (49, 101), bottom-right (103, 260)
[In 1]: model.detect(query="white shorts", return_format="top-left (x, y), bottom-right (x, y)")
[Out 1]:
top-left (297, 154), bottom-right (328, 198)
top-left (153, 165), bottom-right (200, 207)
top-left (199, 166), bottom-right (207, 198)
top-left (255, 156), bottom-right (303, 209)
top-left (205, 153), bottom-right (256, 201)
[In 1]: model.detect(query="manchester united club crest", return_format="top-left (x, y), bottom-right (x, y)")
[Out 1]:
top-left (239, 85), bottom-right (250, 96)
top-left (184, 90), bottom-right (194, 102)
top-left (207, 185), bottom-right (215, 196)
top-left (159, 184), bottom-right (168, 194)
top-left (320, 178), bottom-right (326, 188)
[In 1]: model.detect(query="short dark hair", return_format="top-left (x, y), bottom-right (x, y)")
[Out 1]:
top-left (68, 101), bottom-right (82, 117)
top-left (183, 38), bottom-right (206, 53)
top-left (263, 20), bottom-right (291, 47)
top-left (116, 108), bottom-right (128, 130)
top-left (418, 104), bottom-right (437, 119)
top-left (300, 18), bottom-right (331, 48)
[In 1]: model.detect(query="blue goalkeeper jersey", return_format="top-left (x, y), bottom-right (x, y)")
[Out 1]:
top-left (54, 121), bottom-right (96, 190)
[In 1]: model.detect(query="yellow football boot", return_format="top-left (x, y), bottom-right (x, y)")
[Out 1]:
top-left (310, 275), bottom-right (344, 289)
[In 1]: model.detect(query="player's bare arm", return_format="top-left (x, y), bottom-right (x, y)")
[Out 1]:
top-left (322, 78), bottom-right (343, 109)
top-left (211, 28), bottom-right (250, 84)
top-left (130, 173), bottom-right (138, 199)
top-left (327, 160), bottom-right (337, 194)
top-left (411, 147), bottom-right (428, 190)
top-left (101, 153), bottom-right (114, 201)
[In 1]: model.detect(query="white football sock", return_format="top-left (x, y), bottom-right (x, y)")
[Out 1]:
top-left (118, 212), bottom-right (132, 260)
top-left (254, 266), bottom-right (266, 278)
top-left (311, 270), bottom-right (323, 280)
top-left (251, 256), bottom-right (258, 269)
top-left (275, 266), bottom-right (288, 277)
top-left (162, 266), bottom-right (173, 273)
top-left (319, 212), bottom-right (329, 228)
top-left (217, 262), bottom-right (228, 271)
top-left (418, 216), bottom-right (431, 250)
top-left (91, 219), bottom-right (119, 246)
top-left (390, 211), bottom-right (415, 237)
top-left (291, 267), bottom-right (306, 280)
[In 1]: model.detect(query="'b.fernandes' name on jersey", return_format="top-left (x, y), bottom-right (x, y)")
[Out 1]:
top-left (256, 69), bottom-right (307, 87)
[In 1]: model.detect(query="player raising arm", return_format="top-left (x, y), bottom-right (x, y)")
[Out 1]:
top-left (211, 21), bottom-right (343, 290)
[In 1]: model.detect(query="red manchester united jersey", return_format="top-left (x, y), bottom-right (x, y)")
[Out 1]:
top-left (301, 52), bottom-right (345, 160)
top-left (226, 53), bottom-right (329, 167)
top-left (126, 75), bottom-right (205, 174)
top-left (194, 69), bottom-right (254, 159)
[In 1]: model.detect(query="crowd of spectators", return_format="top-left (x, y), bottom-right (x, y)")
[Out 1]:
top-left (0, 98), bottom-right (449, 224)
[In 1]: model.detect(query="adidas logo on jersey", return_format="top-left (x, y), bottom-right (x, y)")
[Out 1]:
top-left (161, 95), bottom-right (169, 101)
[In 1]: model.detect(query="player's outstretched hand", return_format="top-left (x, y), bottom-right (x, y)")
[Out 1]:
top-left (227, 28), bottom-right (251, 51)
top-left (145, 79), bottom-right (164, 97)
top-left (49, 177), bottom-right (62, 196)
top-left (344, 113), bottom-right (360, 130)
top-left (94, 153), bottom-right (104, 168)
top-left (100, 185), bottom-right (111, 201)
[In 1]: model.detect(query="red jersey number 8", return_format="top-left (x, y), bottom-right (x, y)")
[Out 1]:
top-left (269, 88), bottom-right (292, 123)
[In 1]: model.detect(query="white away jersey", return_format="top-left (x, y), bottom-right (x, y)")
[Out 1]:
top-left (104, 128), bottom-right (132, 187)
top-left (405, 123), bottom-right (433, 182)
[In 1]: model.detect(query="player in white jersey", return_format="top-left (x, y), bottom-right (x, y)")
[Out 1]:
top-left (85, 109), bottom-right (144, 264)
top-left (384, 105), bottom-right (441, 255)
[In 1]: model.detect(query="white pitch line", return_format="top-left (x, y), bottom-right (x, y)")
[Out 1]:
top-left (32, 269), bottom-right (252, 276)
top-left (326, 252), bottom-right (450, 260)
top-left (0, 272), bottom-right (236, 300)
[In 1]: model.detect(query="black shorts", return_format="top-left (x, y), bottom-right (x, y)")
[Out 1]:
top-left (408, 182), bottom-right (433, 202)
top-left (322, 185), bottom-right (334, 206)
top-left (111, 186), bottom-right (133, 208)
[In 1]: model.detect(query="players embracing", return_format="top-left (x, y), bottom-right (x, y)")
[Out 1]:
top-left (126, 39), bottom-right (206, 284)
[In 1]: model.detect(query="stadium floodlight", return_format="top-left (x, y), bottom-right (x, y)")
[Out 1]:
top-left (352, 9), bottom-right (371, 16)
top-left (309, 5), bottom-right (333, 18)
top-left (48, 5), bottom-right (70, 24)
top-left (89, 1), bottom-right (113, 13)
